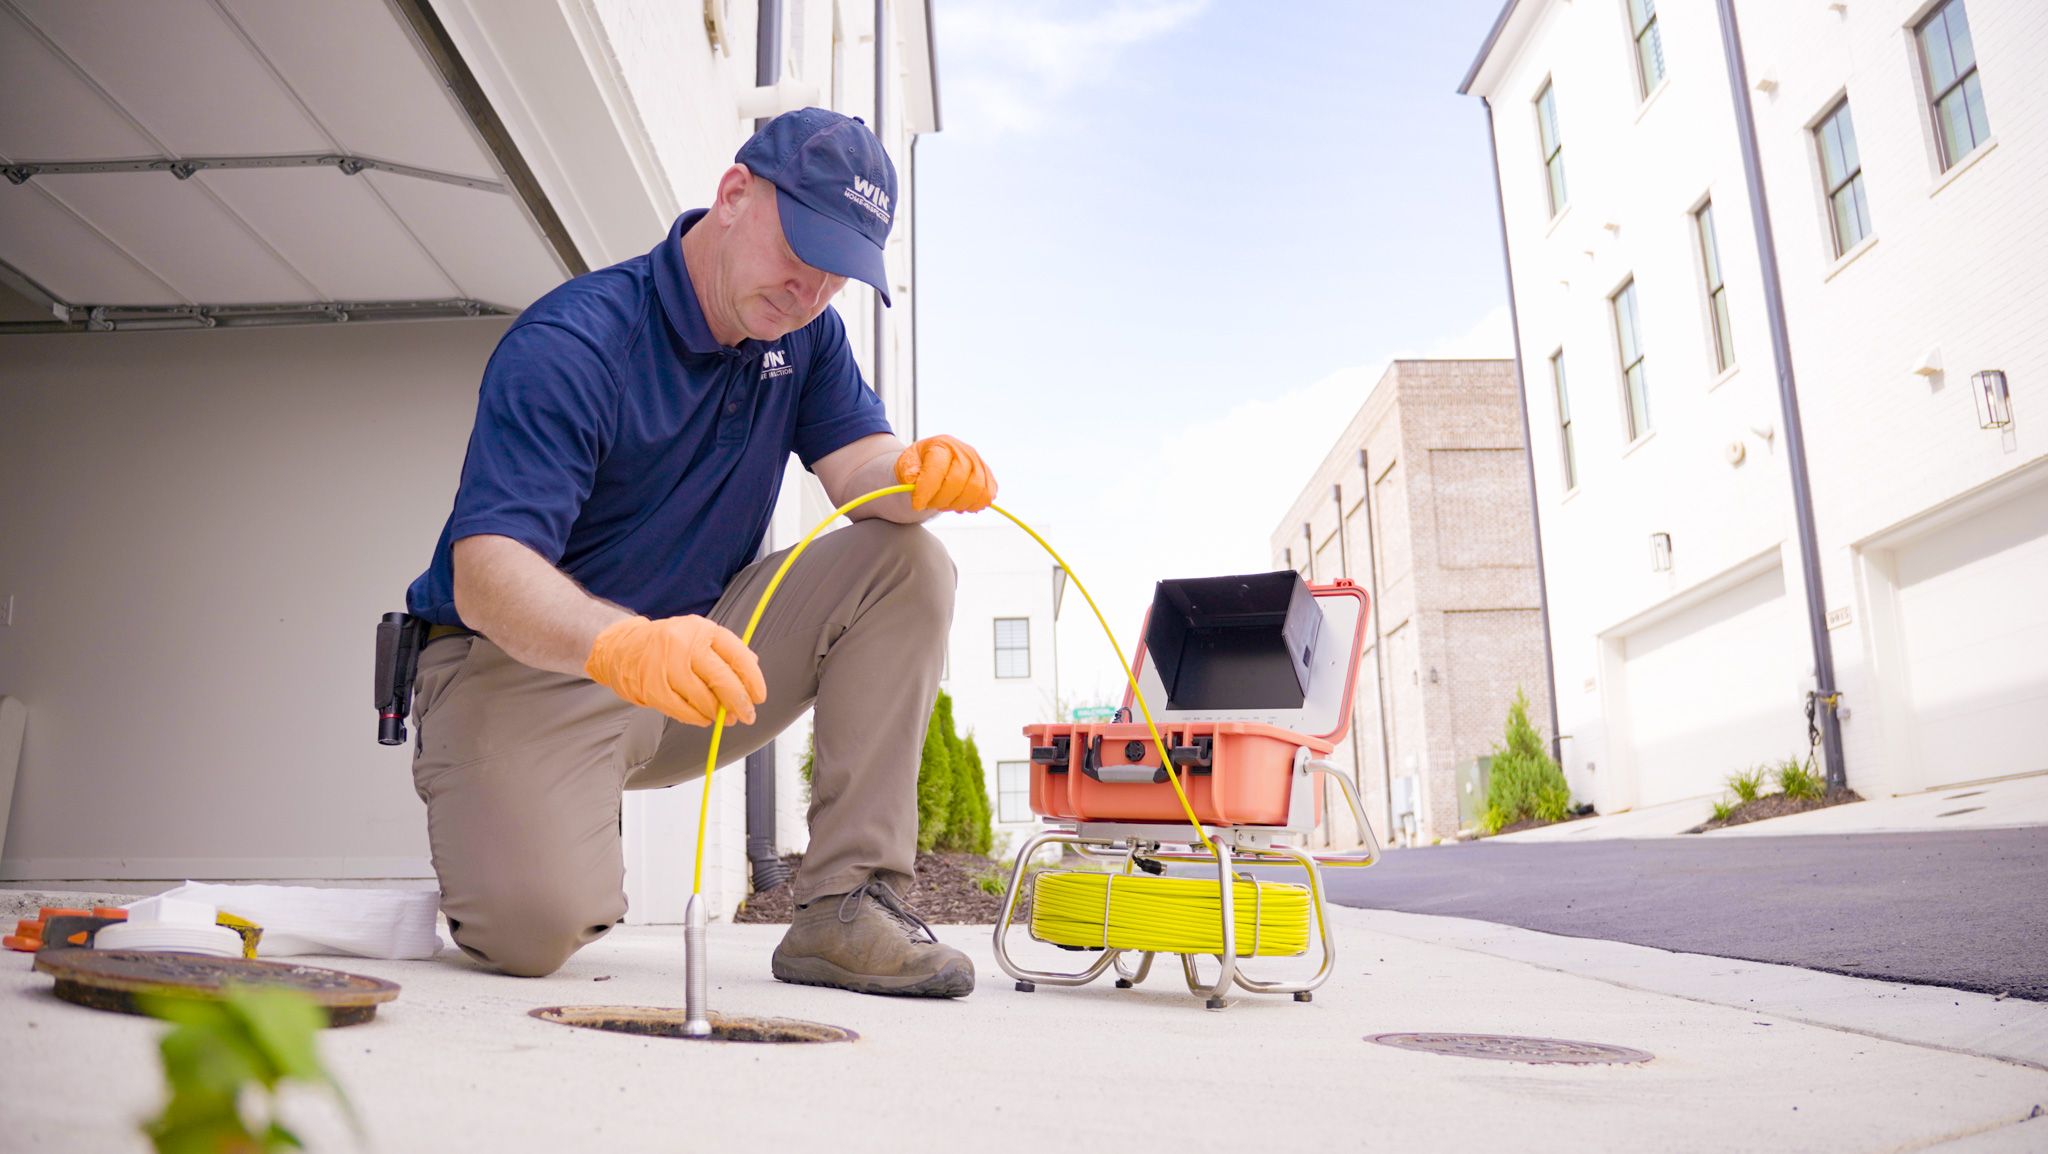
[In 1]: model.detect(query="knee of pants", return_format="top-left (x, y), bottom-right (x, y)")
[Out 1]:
top-left (448, 885), bottom-right (623, 978)
top-left (874, 520), bottom-right (957, 606)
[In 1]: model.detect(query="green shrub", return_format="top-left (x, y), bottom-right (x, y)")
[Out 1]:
top-left (1775, 758), bottom-right (1825, 800)
top-left (1710, 798), bottom-right (1737, 823)
top-left (954, 734), bottom-right (995, 855)
top-left (1727, 765), bottom-right (1766, 803)
top-left (915, 691), bottom-right (996, 855)
top-left (1481, 689), bottom-right (1572, 835)
top-left (914, 702), bottom-right (954, 853)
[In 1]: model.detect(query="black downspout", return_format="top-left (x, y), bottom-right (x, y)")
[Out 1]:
top-left (1714, 0), bottom-right (1846, 790)
top-left (1478, 98), bottom-right (1566, 770)
top-left (872, 0), bottom-right (887, 407)
top-left (746, 0), bottom-right (789, 894)
top-left (1358, 450), bottom-right (1395, 838)
top-left (909, 133), bottom-right (920, 441)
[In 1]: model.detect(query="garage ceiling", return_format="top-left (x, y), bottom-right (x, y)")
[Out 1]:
top-left (0, 0), bottom-right (578, 329)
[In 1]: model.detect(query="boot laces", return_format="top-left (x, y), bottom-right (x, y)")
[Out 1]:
top-left (837, 877), bottom-right (938, 944)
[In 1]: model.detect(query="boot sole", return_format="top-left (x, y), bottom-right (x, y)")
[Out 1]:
top-left (771, 953), bottom-right (976, 998)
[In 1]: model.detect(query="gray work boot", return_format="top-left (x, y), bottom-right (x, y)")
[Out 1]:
top-left (771, 877), bottom-right (976, 997)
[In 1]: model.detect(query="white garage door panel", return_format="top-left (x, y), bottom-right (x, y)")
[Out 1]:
top-left (1622, 566), bottom-right (1810, 806)
top-left (1896, 483), bottom-right (2048, 789)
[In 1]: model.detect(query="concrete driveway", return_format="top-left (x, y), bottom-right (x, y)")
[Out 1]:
top-left (3, 906), bottom-right (2044, 1152)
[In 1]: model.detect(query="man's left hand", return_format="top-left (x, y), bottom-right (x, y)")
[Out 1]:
top-left (894, 434), bottom-right (997, 512)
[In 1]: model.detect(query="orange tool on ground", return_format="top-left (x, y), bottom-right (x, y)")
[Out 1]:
top-left (5, 906), bottom-right (127, 952)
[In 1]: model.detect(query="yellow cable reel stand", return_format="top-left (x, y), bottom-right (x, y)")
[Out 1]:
top-left (681, 484), bottom-right (1378, 1029)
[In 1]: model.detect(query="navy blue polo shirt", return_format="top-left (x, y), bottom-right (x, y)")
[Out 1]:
top-left (406, 210), bottom-right (894, 627)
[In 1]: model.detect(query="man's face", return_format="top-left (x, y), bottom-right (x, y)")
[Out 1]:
top-left (722, 176), bottom-right (848, 341)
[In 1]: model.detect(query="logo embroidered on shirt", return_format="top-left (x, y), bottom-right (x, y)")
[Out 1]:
top-left (759, 349), bottom-right (794, 380)
top-left (844, 176), bottom-right (892, 225)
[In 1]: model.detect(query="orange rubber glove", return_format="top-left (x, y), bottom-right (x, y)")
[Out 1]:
top-left (893, 434), bottom-right (997, 512)
top-left (584, 615), bottom-right (767, 727)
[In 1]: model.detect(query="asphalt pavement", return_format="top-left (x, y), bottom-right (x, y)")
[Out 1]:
top-left (1322, 827), bottom-right (2048, 1000)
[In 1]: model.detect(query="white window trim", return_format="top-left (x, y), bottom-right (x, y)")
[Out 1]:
top-left (1822, 233), bottom-right (1880, 283)
top-left (1928, 134), bottom-right (1998, 198)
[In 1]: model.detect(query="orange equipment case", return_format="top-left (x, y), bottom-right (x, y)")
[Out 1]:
top-left (1024, 576), bottom-right (1370, 829)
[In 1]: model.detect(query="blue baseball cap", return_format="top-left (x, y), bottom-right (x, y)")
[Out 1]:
top-left (736, 108), bottom-right (897, 306)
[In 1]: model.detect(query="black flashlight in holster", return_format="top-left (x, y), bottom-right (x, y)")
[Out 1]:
top-left (374, 612), bottom-right (429, 746)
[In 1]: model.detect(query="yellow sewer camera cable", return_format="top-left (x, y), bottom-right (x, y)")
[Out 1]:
top-left (690, 483), bottom-right (1310, 959)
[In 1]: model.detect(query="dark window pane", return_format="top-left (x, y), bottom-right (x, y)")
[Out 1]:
top-left (1713, 291), bottom-right (1735, 371)
top-left (1819, 115), bottom-right (1848, 187)
top-left (1851, 174), bottom-right (1871, 240)
top-left (1629, 365), bottom-right (1651, 436)
top-left (1964, 71), bottom-right (1991, 147)
top-left (1946, 0), bottom-right (1976, 73)
top-left (1922, 8), bottom-right (1958, 93)
top-left (1938, 87), bottom-right (1972, 163)
top-left (1836, 103), bottom-right (1861, 175)
top-left (1697, 205), bottom-right (1722, 287)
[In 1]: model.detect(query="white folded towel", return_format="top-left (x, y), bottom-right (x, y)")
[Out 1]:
top-left (143, 882), bottom-right (445, 960)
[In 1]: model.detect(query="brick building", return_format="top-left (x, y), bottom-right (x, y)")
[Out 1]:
top-left (1463, 0), bottom-right (2046, 816)
top-left (1270, 359), bottom-right (1553, 845)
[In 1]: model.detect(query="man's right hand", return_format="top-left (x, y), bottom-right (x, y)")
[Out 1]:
top-left (584, 615), bottom-right (767, 727)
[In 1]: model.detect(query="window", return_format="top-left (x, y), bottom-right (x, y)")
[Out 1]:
top-left (1695, 201), bottom-right (1735, 372)
top-left (997, 761), bottom-right (1031, 823)
top-left (1815, 99), bottom-right (1871, 256)
top-left (1535, 81), bottom-right (1567, 217)
top-left (1551, 352), bottom-right (1578, 490)
top-left (1918, 0), bottom-right (1990, 170)
top-left (1612, 280), bottom-right (1651, 441)
top-left (1628, 0), bottom-right (1665, 98)
top-left (994, 617), bottom-right (1030, 678)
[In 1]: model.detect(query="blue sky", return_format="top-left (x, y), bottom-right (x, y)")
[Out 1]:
top-left (914, 0), bottom-right (1517, 702)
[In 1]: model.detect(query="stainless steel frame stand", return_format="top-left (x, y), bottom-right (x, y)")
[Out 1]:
top-left (991, 762), bottom-right (1379, 1009)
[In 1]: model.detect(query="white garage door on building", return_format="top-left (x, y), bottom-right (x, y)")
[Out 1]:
top-left (1889, 479), bottom-right (2048, 792)
top-left (1613, 562), bottom-right (1812, 807)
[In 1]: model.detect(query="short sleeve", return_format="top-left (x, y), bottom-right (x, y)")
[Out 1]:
top-left (791, 306), bottom-right (893, 467)
top-left (445, 322), bottom-right (621, 563)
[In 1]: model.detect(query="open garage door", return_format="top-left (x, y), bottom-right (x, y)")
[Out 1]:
top-left (1889, 478), bottom-right (2048, 792)
top-left (1614, 563), bottom-right (1811, 807)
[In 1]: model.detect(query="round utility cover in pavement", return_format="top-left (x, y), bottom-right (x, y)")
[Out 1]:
top-left (34, 949), bottom-right (400, 1027)
top-left (1367, 1032), bottom-right (1653, 1065)
top-left (531, 1005), bottom-right (857, 1044)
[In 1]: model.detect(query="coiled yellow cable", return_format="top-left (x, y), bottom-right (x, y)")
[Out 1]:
top-left (692, 483), bottom-right (1216, 895)
top-left (1029, 871), bottom-right (1310, 957)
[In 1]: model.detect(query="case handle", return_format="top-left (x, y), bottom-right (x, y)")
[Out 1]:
top-left (1080, 736), bottom-right (1167, 785)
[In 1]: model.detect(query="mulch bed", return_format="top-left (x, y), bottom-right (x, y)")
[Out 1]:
top-left (1687, 788), bottom-right (1864, 833)
top-left (1492, 809), bottom-right (1597, 836)
top-left (732, 851), bottom-right (1026, 925)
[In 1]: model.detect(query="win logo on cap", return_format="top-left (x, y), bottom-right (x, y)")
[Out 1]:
top-left (737, 108), bottom-right (899, 306)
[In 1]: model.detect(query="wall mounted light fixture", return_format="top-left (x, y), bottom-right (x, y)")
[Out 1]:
top-left (1974, 370), bottom-right (2013, 429)
top-left (1650, 532), bottom-right (1673, 572)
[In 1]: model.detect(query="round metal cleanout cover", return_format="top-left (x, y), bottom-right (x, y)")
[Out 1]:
top-left (531, 1005), bottom-right (857, 1044)
top-left (33, 949), bottom-right (400, 1027)
top-left (1367, 1032), bottom-right (1653, 1065)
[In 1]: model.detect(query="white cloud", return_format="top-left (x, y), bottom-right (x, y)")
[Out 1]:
top-left (1048, 303), bottom-right (1515, 706)
top-left (938, 0), bottom-right (1209, 136)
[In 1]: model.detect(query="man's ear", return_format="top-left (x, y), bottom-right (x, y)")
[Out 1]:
top-left (712, 165), bottom-right (753, 224)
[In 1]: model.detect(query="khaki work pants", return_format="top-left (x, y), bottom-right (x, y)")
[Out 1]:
top-left (409, 519), bottom-right (954, 977)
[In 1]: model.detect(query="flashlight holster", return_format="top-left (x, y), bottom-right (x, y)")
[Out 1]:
top-left (374, 612), bottom-right (429, 746)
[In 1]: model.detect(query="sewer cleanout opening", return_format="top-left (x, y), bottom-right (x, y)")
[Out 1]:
top-left (530, 1005), bottom-right (858, 1044)
top-left (1367, 1032), bottom-right (1653, 1066)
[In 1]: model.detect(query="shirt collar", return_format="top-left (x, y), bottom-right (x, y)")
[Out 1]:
top-left (653, 209), bottom-right (773, 359)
